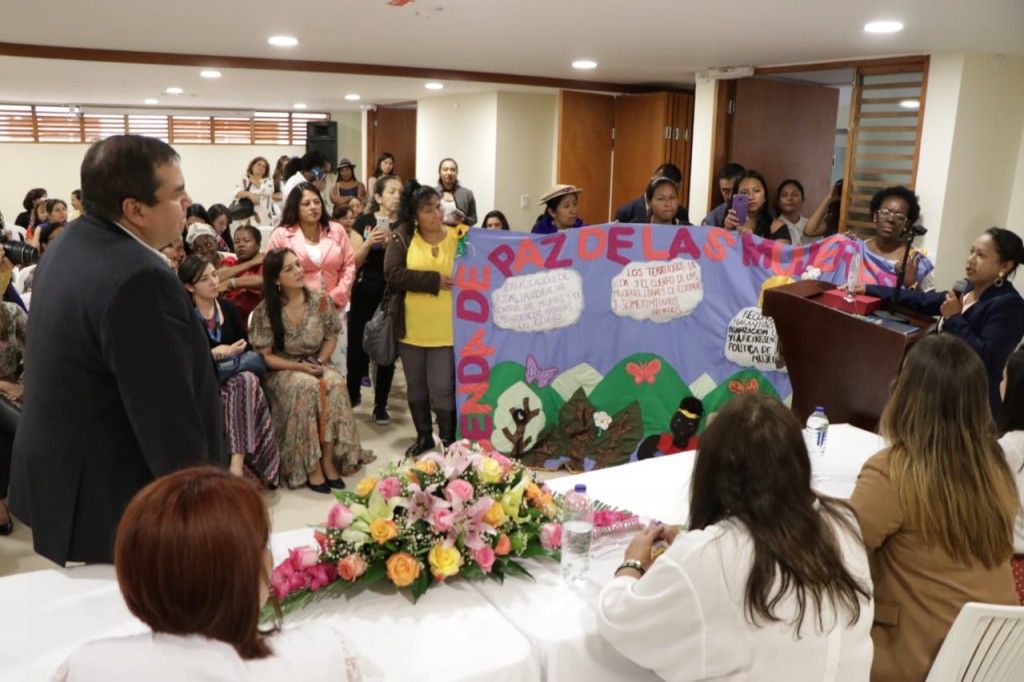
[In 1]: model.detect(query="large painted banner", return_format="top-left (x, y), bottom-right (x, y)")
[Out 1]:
top-left (452, 226), bottom-right (898, 471)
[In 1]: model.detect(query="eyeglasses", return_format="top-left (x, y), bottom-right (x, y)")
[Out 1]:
top-left (877, 208), bottom-right (908, 225)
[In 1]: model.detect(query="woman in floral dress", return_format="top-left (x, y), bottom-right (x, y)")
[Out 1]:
top-left (251, 248), bottom-right (372, 491)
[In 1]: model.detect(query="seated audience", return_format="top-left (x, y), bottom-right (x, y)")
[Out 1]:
top-left (182, 203), bottom-right (211, 255)
top-left (53, 466), bottom-right (374, 681)
top-left (186, 223), bottom-right (238, 272)
top-left (207, 203), bottom-right (235, 253)
top-left (615, 163), bottom-right (691, 225)
top-left (251, 248), bottom-right (370, 491)
top-left (234, 156), bottom-right (274, 227)
top-left (348, 195), bottom-right (365, 218)
top-left (179, 255), bottom-right (279, 487)
top-left (861, 186), bottom-right (935, 291)
top-left (159, 237), bottom-right (186, 272)
top-left (598, 393), bottom-right (873, 681)
top-left (850, 334), bottom-right (1018, 681)
top-left (43, 198), bottom-right (68, 227)
top-left (14, 187), bottom-right (46, 230)
top-left (20, 220), bottom-right (64, 294)
top-left (384, 181), bottom-right (461, 455)
top-left (26, 196), bottom-right (50, 244)
top-left (997, 345), bottom-right (1024, 604)
top-left (531, 184), bottom-right (585, 234)
top-left (436, 158), bottom-right (477, 226)
top-left (724, 170), bottom-right (789, 241)
top-left (220, 224), bottom-right (266, 325)
top-left (0, 280), bottom-right (27, 537)
top-left (271, 154), bottom-right (292, 221)
top-left (330, 158), bottom-right (367, 207)
top-left (866, 226), bottom-right (1024, 416)
top-left (771, 179), bottom-right (808, 245)
top-left (482, 210), bottom-right (510, 230)
top-left (701, 163), bottom-right (745, 226)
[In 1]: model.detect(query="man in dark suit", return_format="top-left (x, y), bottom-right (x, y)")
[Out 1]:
top-left (614, 163), bottom-right (691, 225)
top-left (9, 135), bottom-right (225, 565)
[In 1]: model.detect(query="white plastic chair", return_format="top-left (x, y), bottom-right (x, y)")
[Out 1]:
top-left (925, 602), bottom-right (1024, 681)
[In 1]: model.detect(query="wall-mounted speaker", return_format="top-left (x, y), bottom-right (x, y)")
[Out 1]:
top-left (306, 121), bottom-right (338, 169)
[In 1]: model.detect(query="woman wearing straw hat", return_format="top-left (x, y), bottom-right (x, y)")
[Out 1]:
top-left (531, 184), bottom-right (585, 234)
top-left (329, 158), bottom-right (367, 208)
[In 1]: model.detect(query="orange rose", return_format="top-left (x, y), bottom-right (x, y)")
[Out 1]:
top-left (414, 459), bottom-right (438, 475)
top-left (355, 476), bottom-right (378, 497)
top-left (483, 500), bottom-right (505, 527)
top-left (406, 470), bottom-right (420, 485)
top-left (525, 481), bottom-right (542, 502)
top-left (386, 552), bottom-right (421, 587)
top-left (494, 534), bottom-right (512, 556)
top-left (370, 518), bottom-right (398, 544)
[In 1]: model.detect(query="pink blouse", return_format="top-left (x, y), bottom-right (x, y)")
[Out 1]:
top-left (266, 222), bottom-right (356, 309)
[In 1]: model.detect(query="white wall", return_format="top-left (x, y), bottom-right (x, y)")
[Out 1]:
top-left (687, 79), bottom-right (718, 222)
top-left (493, 92), bottom-right (558, 231)
top-left (916, 52), bottom-right (1024, 284)
top-left (1007, 126), bottom-right (1024, 231)
top-left (416, 92), bottom-right (498, 223)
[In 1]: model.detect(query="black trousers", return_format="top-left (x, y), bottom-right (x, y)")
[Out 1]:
top-left (347, 280), bottom-right (395, 407)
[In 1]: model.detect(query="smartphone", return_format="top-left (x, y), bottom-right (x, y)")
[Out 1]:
top-left (732, 194), bottom-right (749, 226)
top-left (372, 215), bottom-right (389, 250)
top-left (311, 167), bottom-right (324, 181)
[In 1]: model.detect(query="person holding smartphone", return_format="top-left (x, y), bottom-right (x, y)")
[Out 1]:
top-left (435, 158), bottom-right (477, 226)
top-left (723, 170), bottom-right (790, 242)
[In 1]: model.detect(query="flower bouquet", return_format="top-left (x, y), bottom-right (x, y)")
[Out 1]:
top-left (265, 441), bottom-right (563, 620)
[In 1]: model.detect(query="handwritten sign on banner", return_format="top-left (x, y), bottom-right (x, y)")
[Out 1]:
top-left (452, 226), bottom-right (893, 471)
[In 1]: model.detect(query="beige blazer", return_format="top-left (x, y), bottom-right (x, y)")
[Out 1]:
top-left (850, 449), bottom-right (1018, 682)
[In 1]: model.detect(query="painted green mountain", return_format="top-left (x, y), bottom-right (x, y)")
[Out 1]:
top-left (698, 368), bottom-right (780, 425)
top-left (588, 353), bottom-right (692, 436)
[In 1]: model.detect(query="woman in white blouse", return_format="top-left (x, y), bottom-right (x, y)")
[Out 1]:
top-left (234, 156), bottom-right (275, 227)
top-left (53, 466), bottom-right (377, 682)
top-left (999, 346), bottom-right (1024, 603)
top-left (597, 393), bottom-right (874, 682)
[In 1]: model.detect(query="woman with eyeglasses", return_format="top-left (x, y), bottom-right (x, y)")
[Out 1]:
top-left (723, 170), bottom-right (789, 242)
top-left (863, 186), bottom-right (935, 291)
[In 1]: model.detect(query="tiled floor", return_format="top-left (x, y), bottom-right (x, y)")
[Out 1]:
top-left (0, 369), bottom-right (567, 577)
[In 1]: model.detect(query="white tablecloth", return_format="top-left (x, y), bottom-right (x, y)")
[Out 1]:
top-left (469, 423), bottom-right (884, 681)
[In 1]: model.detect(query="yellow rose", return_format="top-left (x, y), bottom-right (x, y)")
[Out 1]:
top-left (369, 518), bottom-right (398, 544)
top-left (483, 500), bottom-right (506, 527)
top-left (427, 543), bottom-right (463, 580)
top-left (479, 457), bottom-right (502, 484)
top-left (355, 477), bottom-right (378, 497)
top-left (414, 459), bottom-right (438, 475)
top-left (385, 552), bottom-right (421, 587)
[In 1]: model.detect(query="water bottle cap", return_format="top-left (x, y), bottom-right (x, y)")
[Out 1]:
top-left (573, 484), bottom-right (587, 493)
top-left (814, 406), bottom-right (825, 413)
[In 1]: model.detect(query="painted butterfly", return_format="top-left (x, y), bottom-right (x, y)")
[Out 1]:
top-left (625, 359), bottom-right (661, 385)
top-left (525, 354), bottom-right (558, 388)
top-left (728, 378), bottom-right (760, 394)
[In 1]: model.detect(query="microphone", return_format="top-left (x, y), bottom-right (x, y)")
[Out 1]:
top-left (909, 224), bottom-right (928, 236)
top-left (952, 278), bottom-right (969, 299)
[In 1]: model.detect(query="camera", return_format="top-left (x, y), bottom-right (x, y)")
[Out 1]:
top-left (0, 235), bottom-right (39, 266)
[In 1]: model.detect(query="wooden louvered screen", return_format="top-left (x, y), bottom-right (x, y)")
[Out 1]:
top-left (0, 105), bottom-right (327, 145)
top-left (841, 61), bottom-right (928, 233)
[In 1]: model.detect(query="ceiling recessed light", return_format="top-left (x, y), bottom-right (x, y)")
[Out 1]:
top-left (165, 87), bottom-right (184, 95)
top-left (200, 70), bottom-right (222, 79)
top-left (268, 35), bottom-right (298, 47)
top-left (899, 99), bottom-right (920, 109)
top-left (572, 60), bottom-right (598, 70)
top-left (424, 82), bottom-right (444, 91)
top-left (294, 103), bottom-right (307, 110)
top-left (864, 20), bottom-right (903, 33)
top-left (144, 98), bottom-right (158, 105)
top-left (344, 94), bottom-right (361, 101)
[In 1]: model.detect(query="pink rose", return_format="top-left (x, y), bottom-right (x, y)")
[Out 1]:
top-left (490, 452), bottom-right (512, 467)
top-left (474, 546), bottom-right (496, 573)
top-left (445, 479), bottom-right (475, 503)
top-left (378, 476), bottom-right (402, 500)
top-left (326, 503), bottom-right (355, 530)
top-left (540, 523), bottom-right (562, 550)
top-left (307, 563), bottom-right (336, 591)
top-left (337, 554), bottom-right (368, 582)
top-left (431, 508), bottom-right (455, 533)
top-left (289, 546), bottom-right (319, 570)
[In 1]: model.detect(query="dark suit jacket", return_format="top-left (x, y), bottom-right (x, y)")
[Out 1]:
top-left (867, 281), bottom-right (1024, 415)
top-left (613, 195), bottom-right (690, 225)
top-left (9, 215), bottom-right (225, 565)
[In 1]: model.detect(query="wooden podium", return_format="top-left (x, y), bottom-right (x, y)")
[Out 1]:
top-left (762, 280), bottom-right (934, 432)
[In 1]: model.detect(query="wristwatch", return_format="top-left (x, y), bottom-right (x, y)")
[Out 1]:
top-left (615, 560), bottom-right (646, 577)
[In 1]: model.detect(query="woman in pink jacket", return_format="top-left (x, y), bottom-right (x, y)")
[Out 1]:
top-left (267, 182), bottom-right (356, 311)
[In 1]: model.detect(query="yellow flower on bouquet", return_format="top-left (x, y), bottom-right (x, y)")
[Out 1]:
top-left (355, 476), bottom-right (378, 497)
top-left (525, 481), bottom-right (542, 502)
top-left (370, 518), bottom-right (398, 544)
top-left (479, 457), bottom-right (503, 484)
top-left (428, 543), bottom-right (462, 580)
top-left (386, 552), bottom-right (420, 587)
top-left (483, 500), bottom-right (505, 527)
top-left (414, 459), bottom-right (438, 475)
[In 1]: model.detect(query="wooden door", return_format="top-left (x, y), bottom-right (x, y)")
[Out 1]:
top-left (667, 92), bottom-right (695, 209)
top-left (611, 92), bottom-right (672, 215)
top-left (366, 106), bottom-right (417, 184)
top-left (557, 91), bottom-right (615, 223)
top-left (723, 78), bottom-right (840, 213)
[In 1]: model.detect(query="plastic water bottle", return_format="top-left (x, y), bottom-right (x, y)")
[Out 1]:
top-left (560, 484), bottom-right (594, 582)
top-left (805, 407), bottom-right (829, 460)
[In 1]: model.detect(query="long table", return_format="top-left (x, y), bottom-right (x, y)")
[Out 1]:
top-left (0, 424), bottom-right (882, 681)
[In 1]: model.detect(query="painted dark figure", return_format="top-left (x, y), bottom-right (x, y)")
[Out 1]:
top-left (637, 397), bottom-right (704, 460)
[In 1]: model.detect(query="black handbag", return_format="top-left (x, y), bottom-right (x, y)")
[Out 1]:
top-left (227, 181), bottom-right (256, 221)
top-left (216, 350), bottom-right (267, 384)
top-left (363, 289), bottom-right (399, 366)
